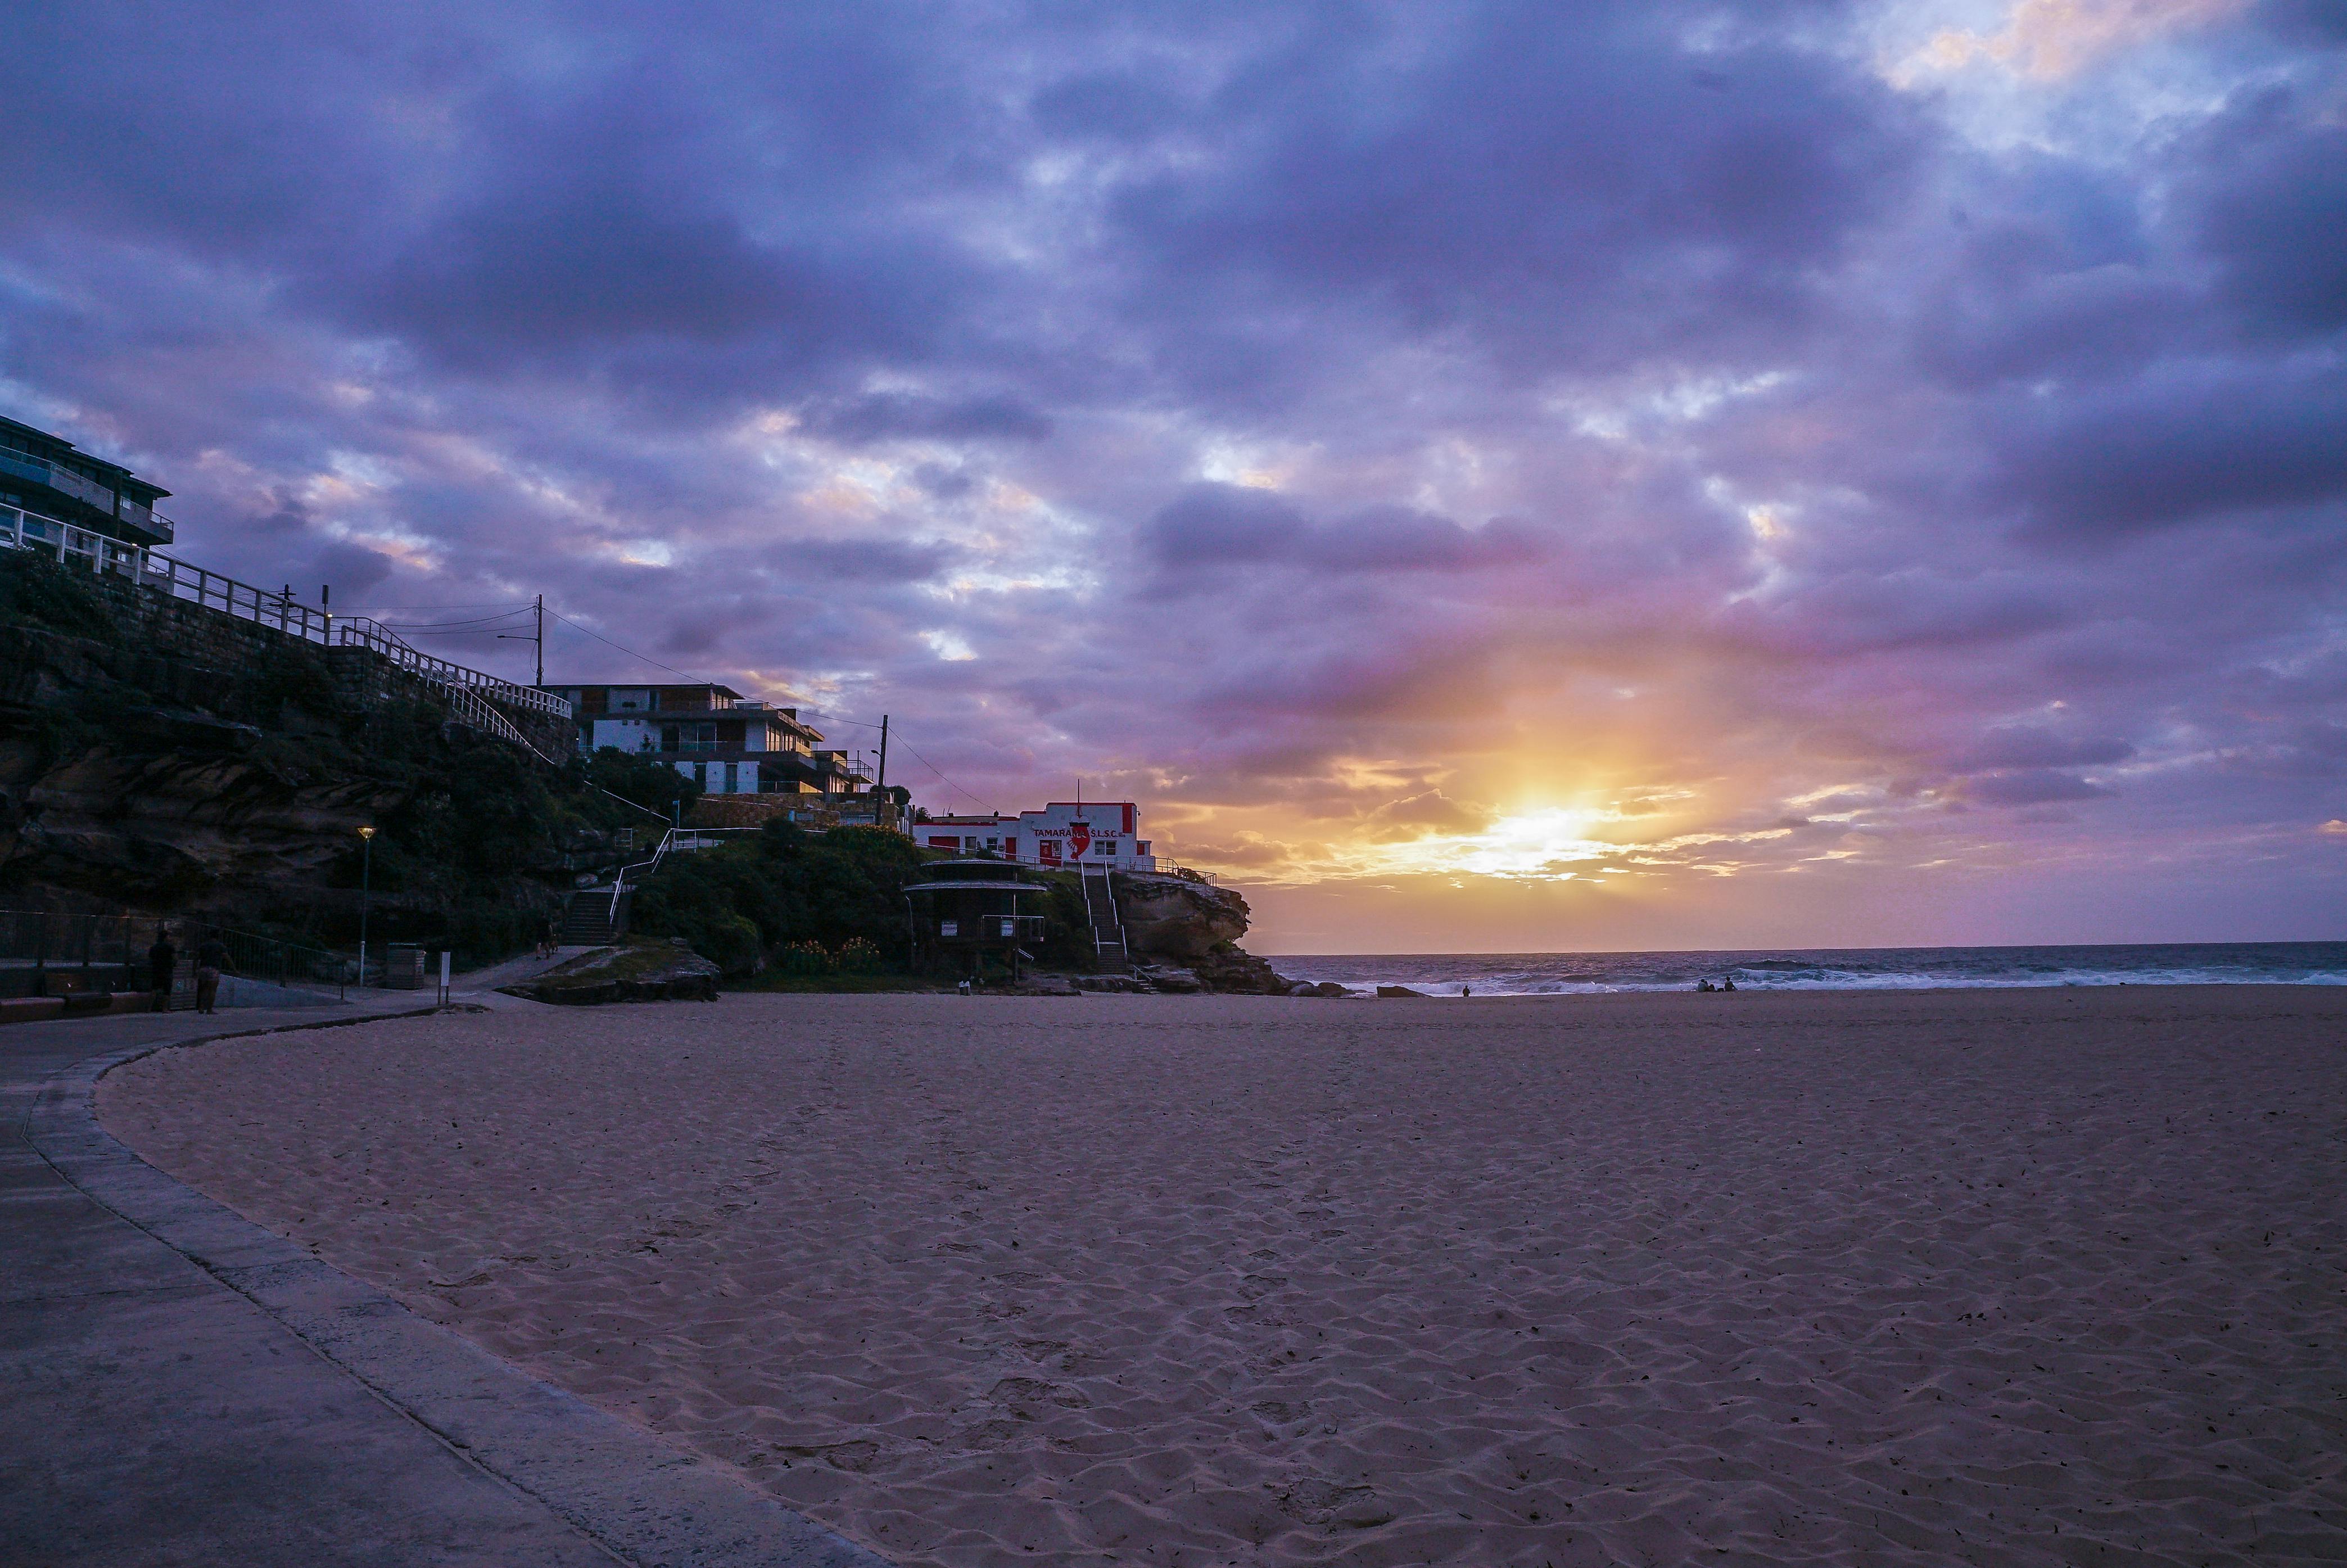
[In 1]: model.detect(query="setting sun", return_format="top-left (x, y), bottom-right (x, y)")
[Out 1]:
top-left (1376, 806), bottom-right (1615, 880)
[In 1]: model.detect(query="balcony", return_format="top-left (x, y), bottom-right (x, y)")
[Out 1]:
top-left (0, 449), bottom-right (173, 544)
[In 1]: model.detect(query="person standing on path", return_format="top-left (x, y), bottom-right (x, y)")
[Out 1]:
top-left (147, 928), bottom-right (177, 1011)
top-left (193, 934), bottom-right (233, 1015)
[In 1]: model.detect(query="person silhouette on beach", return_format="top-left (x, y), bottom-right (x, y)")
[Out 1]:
top-left (1697, 978), bottom-right (1715, 992)
top-left (147, 928), bottom-right (176, 1010)
top-left (1722, 976), bottom-right (1736, 992)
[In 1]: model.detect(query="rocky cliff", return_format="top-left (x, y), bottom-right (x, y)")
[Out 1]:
top-left (0, 551), bottom-right (656, 959)
top-left (1110, 871), bottom-right (1324, 995)
top-left (1111, 872), bottom-right (1251, 958)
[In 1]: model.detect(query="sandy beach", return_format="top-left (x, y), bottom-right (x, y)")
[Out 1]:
top-left (102, 988), bottom-right (2346, 1566)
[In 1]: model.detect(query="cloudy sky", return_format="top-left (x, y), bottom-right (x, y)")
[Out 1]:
top-left (4, 1), bottom-right (2343, 951)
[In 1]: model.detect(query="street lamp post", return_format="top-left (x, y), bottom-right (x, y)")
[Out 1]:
top-left (358, 825), bottom-right (376, 986)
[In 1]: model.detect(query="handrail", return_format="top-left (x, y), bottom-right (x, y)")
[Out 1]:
top-left (603, 826), bottom-right (761, 921)
top-left (0, 504), bottom-right (573, 760)
top-left (333, 615), bottom-right (570, 717)
top-left (1080, 864), bottom-right (1128, 955)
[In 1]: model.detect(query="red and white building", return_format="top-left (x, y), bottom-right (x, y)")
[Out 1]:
top-left (917, 802), bottom-right (1158, 870)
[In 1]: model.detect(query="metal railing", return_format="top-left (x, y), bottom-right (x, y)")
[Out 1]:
top-left (1, 504), bottom-right (571, 759)
top-left (1079, 864), bottom-right (1128, 955)
top-left (605, 826), bottom-right (762, 920)
top-left (0, 909), bottom-right (144, 997)
top-left (898, 838), bottom-right (1206, 882)
top-left (329, 614), bottom-right (570, 717)
top-left (0, 911), bottom-right (361, 997)
top-left (182, 916), bottom-right (352, 995)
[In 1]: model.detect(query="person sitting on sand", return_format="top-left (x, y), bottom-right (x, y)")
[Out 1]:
top-left (1722, 976), bottom-right (1736, 992)
top-left (1697, 978), bottom-right (1715, 992)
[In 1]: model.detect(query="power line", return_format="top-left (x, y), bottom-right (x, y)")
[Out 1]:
top-left (545, 609), bottom-right (714, 685)
top-left (328, 600), bottom-right (535, 612)
top-left (892, 738), bottom-right (991, 812)
top-left (377, 608), bottom-right (535, 631)
top-left (792, 707), bottom-right (883, 731)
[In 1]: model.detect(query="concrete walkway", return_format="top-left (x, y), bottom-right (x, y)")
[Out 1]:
top-left (2, 995), bottom-right (890, 1567)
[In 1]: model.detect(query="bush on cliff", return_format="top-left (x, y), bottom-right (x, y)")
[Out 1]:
top-left (582, 746), bottom-right (703, 819)
top-left (0, 549), bottom-right (660, 965)
top-left (629, 821), bottom-right (925, 974)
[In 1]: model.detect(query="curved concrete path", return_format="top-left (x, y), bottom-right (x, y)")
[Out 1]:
top-left (3, 998), bottom-right (892, 1568)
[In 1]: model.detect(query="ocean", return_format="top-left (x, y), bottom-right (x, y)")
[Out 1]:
top-left (1266, 942), bottom-right (2347, 996)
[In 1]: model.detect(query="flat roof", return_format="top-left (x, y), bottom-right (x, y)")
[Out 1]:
top-left (0, 414), bottom-right (171, 501)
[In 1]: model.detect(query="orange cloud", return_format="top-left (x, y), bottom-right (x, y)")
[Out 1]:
top-left (1905, 0), bottom-right (2247, 82)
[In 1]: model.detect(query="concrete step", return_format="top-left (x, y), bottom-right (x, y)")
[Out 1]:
top-left (559, 890), bottom-right (619, 946)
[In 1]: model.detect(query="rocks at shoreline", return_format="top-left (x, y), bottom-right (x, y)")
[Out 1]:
top-left (1187, 946), bottom-right (1296, 995)
top-left (1135, 963), bottom-right (1203, 993)
top-left (500, 939), bottom-right (720, 1005)
top-left (1131, 950), bottom-right (1349, 996)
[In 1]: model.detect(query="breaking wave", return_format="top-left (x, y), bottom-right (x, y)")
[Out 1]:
top-left (1268, 942), bottom-right (2347, 997)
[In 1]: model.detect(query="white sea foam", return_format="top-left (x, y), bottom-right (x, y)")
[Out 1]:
top-left (1270, 944), bottom-right (2347, 997)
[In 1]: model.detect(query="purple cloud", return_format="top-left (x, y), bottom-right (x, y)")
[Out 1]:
top-left (1, 1), bottom-right (2341, 944)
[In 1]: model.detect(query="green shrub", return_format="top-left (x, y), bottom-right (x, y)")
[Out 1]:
top-left (630, 821), bottom-right (934, 970)
top-left (580, 747), bottom-right (703, 819)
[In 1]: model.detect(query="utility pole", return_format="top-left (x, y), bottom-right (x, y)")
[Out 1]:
top-left (500, 593), bottom-right (547, 685)
top-left (356, 825), bottom-right (375, 986)
top-left (875, 715), bottom-right (889, 790)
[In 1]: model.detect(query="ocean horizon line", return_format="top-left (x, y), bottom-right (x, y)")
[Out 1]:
top-left (1260, 939), bottom-right (2347, 995)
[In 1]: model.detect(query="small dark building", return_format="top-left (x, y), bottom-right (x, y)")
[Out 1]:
top-left (905, 860), bottom-right (1048, 980)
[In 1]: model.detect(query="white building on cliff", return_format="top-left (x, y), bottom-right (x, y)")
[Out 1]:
top-left (915, 801), bottom-right (1159, 870)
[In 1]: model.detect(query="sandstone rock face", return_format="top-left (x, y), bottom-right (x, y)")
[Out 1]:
top-left (1134, 962), bottom-right (1204, 993)
top-left (500, 939), bottom-right (721, 1004)
top-left (0, 563), bottom-right (628, 930)
top-left (1112, 873), bottom-right (1250, 960)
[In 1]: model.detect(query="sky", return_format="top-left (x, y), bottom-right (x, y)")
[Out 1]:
top-left (3, 0), bottom-right (2343, 952)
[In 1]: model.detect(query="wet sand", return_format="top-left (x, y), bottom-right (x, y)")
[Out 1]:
top-left (102, 988), bottom-right (2347, 1566)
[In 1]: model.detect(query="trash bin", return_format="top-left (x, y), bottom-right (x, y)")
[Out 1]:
top-left (382, 943), bottom-right (427, 989)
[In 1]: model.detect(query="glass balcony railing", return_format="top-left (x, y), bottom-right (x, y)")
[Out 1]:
top-left (0, 449), bottom-right (171, 541)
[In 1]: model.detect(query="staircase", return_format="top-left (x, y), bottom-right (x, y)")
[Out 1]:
top-left (559, 888), bottom-right (625, 946)
top-left (1079, 866), bottom-right (1127, 960)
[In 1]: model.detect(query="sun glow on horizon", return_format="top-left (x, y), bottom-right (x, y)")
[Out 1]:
top-left (1372, 806), bottom-right (1620, 881)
